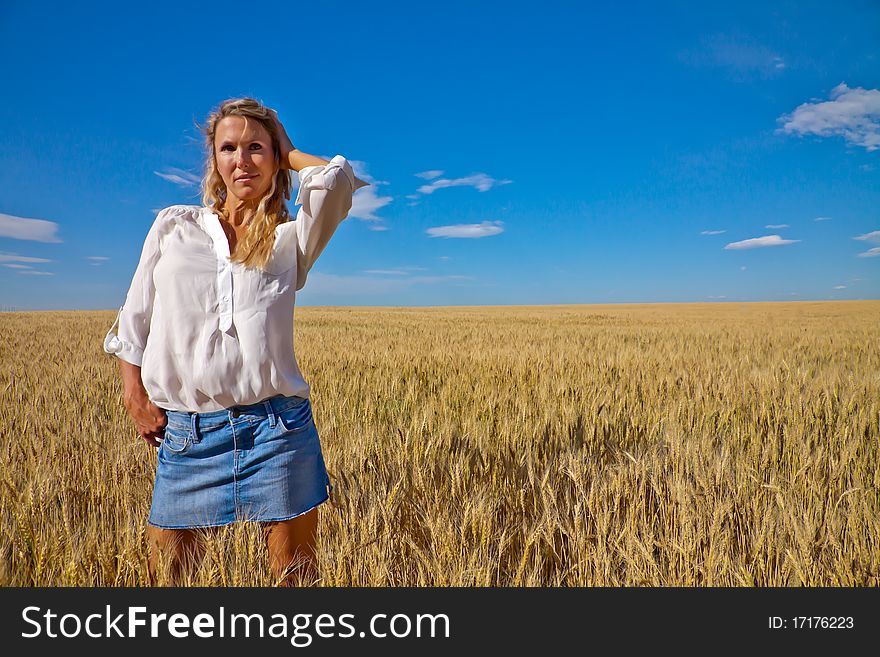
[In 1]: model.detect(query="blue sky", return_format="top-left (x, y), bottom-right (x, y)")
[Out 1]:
top-left (1, 0), bottom-right (878, 308)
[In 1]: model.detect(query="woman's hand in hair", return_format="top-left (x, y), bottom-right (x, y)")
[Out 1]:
top-left (268, 108), bottom-right (296, 169)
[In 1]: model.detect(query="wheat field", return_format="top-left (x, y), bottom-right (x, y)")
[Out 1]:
top-left (0, 301), bottom-right (878, 586)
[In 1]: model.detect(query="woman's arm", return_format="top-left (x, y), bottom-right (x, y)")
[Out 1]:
top-left (292, 155), bottom-right (368, 291)
top-left (286, 148), bottom-right (330, 171)
top-left (267, 109), bottom-right (370, 289)
top-left (104, 208), bottom-right (172, 446)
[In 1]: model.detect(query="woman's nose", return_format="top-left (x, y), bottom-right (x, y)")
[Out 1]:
top-left (236, 150), bottom-right (251, 168)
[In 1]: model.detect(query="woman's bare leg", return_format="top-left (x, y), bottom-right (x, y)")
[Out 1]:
top-left (146, 525), bottom-right (203, 585)
top-left (261, 508), bottom-right (319, 587)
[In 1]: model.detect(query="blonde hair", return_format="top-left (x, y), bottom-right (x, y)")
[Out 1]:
top-left (198, 97), bottom-right (293, 270)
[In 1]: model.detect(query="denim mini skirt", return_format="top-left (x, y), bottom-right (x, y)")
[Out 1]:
top-left (148, 394), bottom-right (332, 529)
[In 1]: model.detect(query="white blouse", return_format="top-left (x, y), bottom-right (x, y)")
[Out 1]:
top-left (103, 155), bottom-right (368, 412)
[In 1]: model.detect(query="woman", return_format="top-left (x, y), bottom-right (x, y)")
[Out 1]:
top-left (103, 97), bottom-right (368, 586)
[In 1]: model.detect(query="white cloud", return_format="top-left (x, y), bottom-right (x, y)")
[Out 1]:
top-left (18, 270), bottom-right (54, 276)
top-left (300, 272), bottom-right (475, 296)
top-left (857, 246), bottom-right (880, 258)
top-left (415, 170), bottom-right (444, 180)
top-left (349, 184), bottom-right (392, 225)
top-left (740, 266), bottom-right (747, 271)
top-left (2, 263), bottom-right (32, 269)
top-left (707, 295), bottom-right (727, 299)
top-left (861, 164), bottom-right (875, 172)
top-left (0, 252), bottom-right (52, 263)
top-left (417, 173), bottom-right (513, 195)
top-left (853, 230), bottom-right (880, 243)
top-left (778, 83), bottom-right (880, 152)
top-left (409, 275), bottom-right (474, 284)
top-left (154, 167), bottom-right (202, 187)
top-left (86, 256), bottom-right (109, 261)
top-left (765, 224), bottom-right (789, 229)
top-left (679, 34), bottom-right (787, 80)
top-left (438, 256), bottom-right (450, 261)
top-left (724, 235), bottom-right (800, 250)
top-left (426, 221), bottom-right (505, 239)
top-left (320, 159), bottom-right (393, 231)
top-left (0, 213), bottom-right (62, 243)
top-left (335, 158), bottom-right (390, 187)
top-left (700, 229), bottom-right (726, 235)
top-left (833, 285), bottom-right (847, 290)
top-left (363, 266), bottom-right (429, 276)
top-left (814, 216), bottom-right (832, 222)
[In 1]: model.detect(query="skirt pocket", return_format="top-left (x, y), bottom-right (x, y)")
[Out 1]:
top-left (161, 422), bottom-right (192, 454)
top-left (276, 397), bottom-right (314, 434)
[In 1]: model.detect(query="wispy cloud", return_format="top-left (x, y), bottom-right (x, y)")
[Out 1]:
top-left (0, 213), bottom-right (62, 243)
top-left (853, 230), bottom-right (880, 256)
top-left (814, 216), bottom-right (832, 222)
top-left (833, 285), bottom-right (847, 290)
top-left (678, 33), bottom-right (786, 80)
top-left (86, 256), bottom-right (109, 266)
top-left (154, 167), bottom-right (202, 187)
top-left (0, 252), bottom-right (52, 264)
top-left (301, 272), bottom-right (475, 296)
top-left (853, 230), bottom-right (880, 243)
top-left (426, 221), bottom-right (505, 239)
top-left (18, 270), bottom-right (54, 276)
top-left (334, 159), bottom-right (393, 231)
top-left (724, 235), bottom-right (800, 250)
top-left (706, 295), bottom-right (727, 299)
top-left (2, 263), bottom-right (32, 269)
top-left (778, 83), bottom-right (880, 152)
top-left (417, 173), bottom-right (512, 195)
top-left (415, 170), bottom-right (444, 180)
top-left (363, 266), bottom-right (429, 276)
top-left (765, 224), bottom-right (789, 229)
top-left (349, 185), bottom-right (393, 227)
top-left (700, 229), bottom-right (726, 235)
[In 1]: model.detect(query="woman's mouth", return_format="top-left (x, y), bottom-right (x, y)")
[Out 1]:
top-left (236, 174), bottom-right (259, 182)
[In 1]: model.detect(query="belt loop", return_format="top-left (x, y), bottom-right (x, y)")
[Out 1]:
top-left (190, 412), bottom-right (200, 444)
top-left (264, 400), bottom-right (276, 429)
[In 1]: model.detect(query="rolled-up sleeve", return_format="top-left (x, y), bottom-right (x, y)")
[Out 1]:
top-left (294, 155), bottom-right (370, 291)
top-left (103, 209), bottom-right (167, 366)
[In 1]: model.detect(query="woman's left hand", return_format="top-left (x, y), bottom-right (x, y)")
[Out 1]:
top-left (269, 108), bottom-right (296, 169)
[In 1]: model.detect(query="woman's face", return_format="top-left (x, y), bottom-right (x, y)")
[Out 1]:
top-left (214, 115), bottom-right (278, 203)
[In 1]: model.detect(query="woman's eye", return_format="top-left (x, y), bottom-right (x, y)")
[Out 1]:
top-left (220, 144), bottom-right (260, 151)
